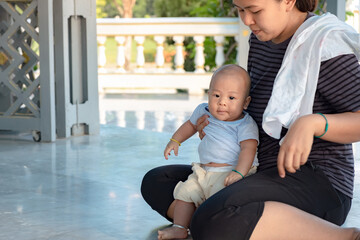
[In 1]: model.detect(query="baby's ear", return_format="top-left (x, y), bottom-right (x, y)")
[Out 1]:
top-left (243, 96), bottom-right (251, 109)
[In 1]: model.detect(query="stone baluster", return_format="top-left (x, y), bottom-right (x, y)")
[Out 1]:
top-left (214, 36), bottom-right (225, 68)
top-left (173, 36), bottom-right (185, 73)
top-left (97, 36), bottom-right (107, 73)
top-left (115, 36), bottom-right (126, 73)
top-left (194, 36), bottom-right (205, 73)
top-left (134, 36), bottom-right (145, 73)
top-left (154, 36), bottom-right (165, 73)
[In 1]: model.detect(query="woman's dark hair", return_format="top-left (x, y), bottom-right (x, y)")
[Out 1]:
top-left (295, 0), bottom-right (318, 12)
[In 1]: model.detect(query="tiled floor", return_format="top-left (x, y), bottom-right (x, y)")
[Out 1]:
top-left (0, 94), bottom-right (359, 239)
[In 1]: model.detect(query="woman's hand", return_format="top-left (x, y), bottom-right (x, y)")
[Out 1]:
top-left (196, 115), bottom-right (209, 140)
top-left (224, 171), bottom-right (243, 186)
top-left (277, 114), bottom-right (325, 178)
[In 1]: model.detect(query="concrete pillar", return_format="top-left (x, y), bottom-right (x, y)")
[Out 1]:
top-left (53, 0), bottom-right (100, 138)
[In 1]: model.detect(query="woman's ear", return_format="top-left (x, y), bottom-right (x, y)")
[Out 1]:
top-left (284, 0), bottom-right (297, 12)
top-left (243, 96), bottom-right (251, 110)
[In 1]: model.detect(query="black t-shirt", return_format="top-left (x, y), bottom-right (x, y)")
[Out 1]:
top-left (246, 15), bottom-right (360, 198)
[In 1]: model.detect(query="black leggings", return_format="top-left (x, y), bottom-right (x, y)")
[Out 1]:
top-left (141, 162), bottom-right (351, 240)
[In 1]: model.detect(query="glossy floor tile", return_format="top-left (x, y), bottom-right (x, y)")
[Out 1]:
top-left (0, 126), bottom-right (359, 240)
top-left (0, 93), bottom-right (359, 239)
top-left (0, 125), bottom-right (201, 240)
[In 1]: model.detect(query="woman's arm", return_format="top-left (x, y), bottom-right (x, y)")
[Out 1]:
top-left (224, 139), bottom-right (258, 186)
top-left (277, 110), bottom-right (360, 178)
top-left (317, 111), bottom-right (360, 143)
top-left (164, 120), bottom-right (197, 159)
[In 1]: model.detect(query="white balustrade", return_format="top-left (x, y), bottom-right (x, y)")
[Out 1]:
top-left (214, 36), bottom-right (225, 68)
top-left (194, 36), bottom-right (205, 73)
top-left (97, 36), bottom-right (107, 73)
top-left (173, 36), bottom-right (185, 73)
top-left (115, 36), bottom-right (126, 73)
top-left (154, 36), bottom-right (165, 72)
top-left (134, 36), bottom-right (145, 73)
top-left (96, 17), bottom-right (250, 95)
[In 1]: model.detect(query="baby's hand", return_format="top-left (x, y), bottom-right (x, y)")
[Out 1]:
top-left (164, 141), bottom-right (180, 160)
top-left (224, 171), bottom-right (243, 186)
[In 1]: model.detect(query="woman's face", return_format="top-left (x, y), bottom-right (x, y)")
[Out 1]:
top-left (233, 0), bottom-right (293, 43)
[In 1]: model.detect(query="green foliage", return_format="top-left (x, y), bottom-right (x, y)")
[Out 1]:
top-left (174, 0), bottom-right (237, 72)
top-left (189, 0), bottom-right (236, 17)
top-left (96, 0), bottom-right (108, 18)
top-left (97, 0), bottom-right (355, 72)
top-left (153, 0), bottom-right (204, 17)
top-left (96, 0), bottom-right (120, 18)
top-left (96, 0), bottom-right (154, 18)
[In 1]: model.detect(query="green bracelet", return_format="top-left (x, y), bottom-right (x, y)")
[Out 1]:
top-left (232, 169), bottom-right (244, 179)
top-left (314, 113), bottom-right (328, 138)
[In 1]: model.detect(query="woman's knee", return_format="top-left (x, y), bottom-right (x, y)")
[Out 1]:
top-left (190, 201), bottom-right (264, 240)
top-left (141, 165), bottom-right (192, 221)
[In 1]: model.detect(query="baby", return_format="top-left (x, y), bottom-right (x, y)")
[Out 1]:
top-left (158, 64), bottom-right (259, 239)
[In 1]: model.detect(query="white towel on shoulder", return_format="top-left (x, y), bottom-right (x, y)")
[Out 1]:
top-left (262, 13), bottom-right (360, 139)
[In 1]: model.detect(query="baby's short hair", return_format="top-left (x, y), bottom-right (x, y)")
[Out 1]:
top-left (210, 64), bottom-right (251, 96)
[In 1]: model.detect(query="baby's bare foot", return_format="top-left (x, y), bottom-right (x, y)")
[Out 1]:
top-left (158, 225), bottom-right (188, 240)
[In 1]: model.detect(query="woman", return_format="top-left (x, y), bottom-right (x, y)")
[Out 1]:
top-left (141, 0), bottom-right (360, 239)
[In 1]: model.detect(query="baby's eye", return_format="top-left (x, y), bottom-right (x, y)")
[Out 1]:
top-left (229, 96), bottom-right (235, 100)
top-left (215, 94), bottom-right (220, 98)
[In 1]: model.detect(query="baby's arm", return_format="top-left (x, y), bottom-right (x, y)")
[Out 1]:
top-left (164, 120), bottom-right (197, 160)
top-left (224, 139), bottom-right (258, 186)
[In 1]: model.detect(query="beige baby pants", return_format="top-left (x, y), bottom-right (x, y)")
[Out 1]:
top-left (174, 163), bottom-right (256, 207)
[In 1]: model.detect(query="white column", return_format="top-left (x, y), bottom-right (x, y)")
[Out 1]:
top-left (173, 36), bottom-right (185, 73)
top-left (214, 36), bottom-right (225, 68)
top-left (154, 36), bottom-right (165, 73)
top-left (115, 36), bottom-right (126, 73)
top-left (194, 36), bottom-right (205, 73)
top-left (134, 36), bottom-right (145, 73)
top-left (97, 36), bottom-right (107, 73)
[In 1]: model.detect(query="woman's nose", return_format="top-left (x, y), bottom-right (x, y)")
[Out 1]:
top-left (241, 12), bottom-right (255, 26)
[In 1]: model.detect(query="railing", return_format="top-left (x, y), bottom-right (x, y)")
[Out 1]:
top-left (96, 12), bottom-right (360, 95)
top-left (96, 17), bottom-right (249, 95)
top-left (346, 9), bottom-right (360, 33)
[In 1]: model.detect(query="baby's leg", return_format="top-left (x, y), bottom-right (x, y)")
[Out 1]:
top-left (158, 200), bottom-right (195, 240)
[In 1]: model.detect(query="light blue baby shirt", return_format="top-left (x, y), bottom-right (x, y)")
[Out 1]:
top-left (189, 103), bottom-right (259, 167)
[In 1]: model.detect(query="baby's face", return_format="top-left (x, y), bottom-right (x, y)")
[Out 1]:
top-left (208, 74), bottom-right (250, 121)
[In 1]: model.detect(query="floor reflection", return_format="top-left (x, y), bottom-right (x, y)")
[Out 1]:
top-left (99, 93), bottom-right (207, 133)
top-left (0, 93), bottom-right (358, 240)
